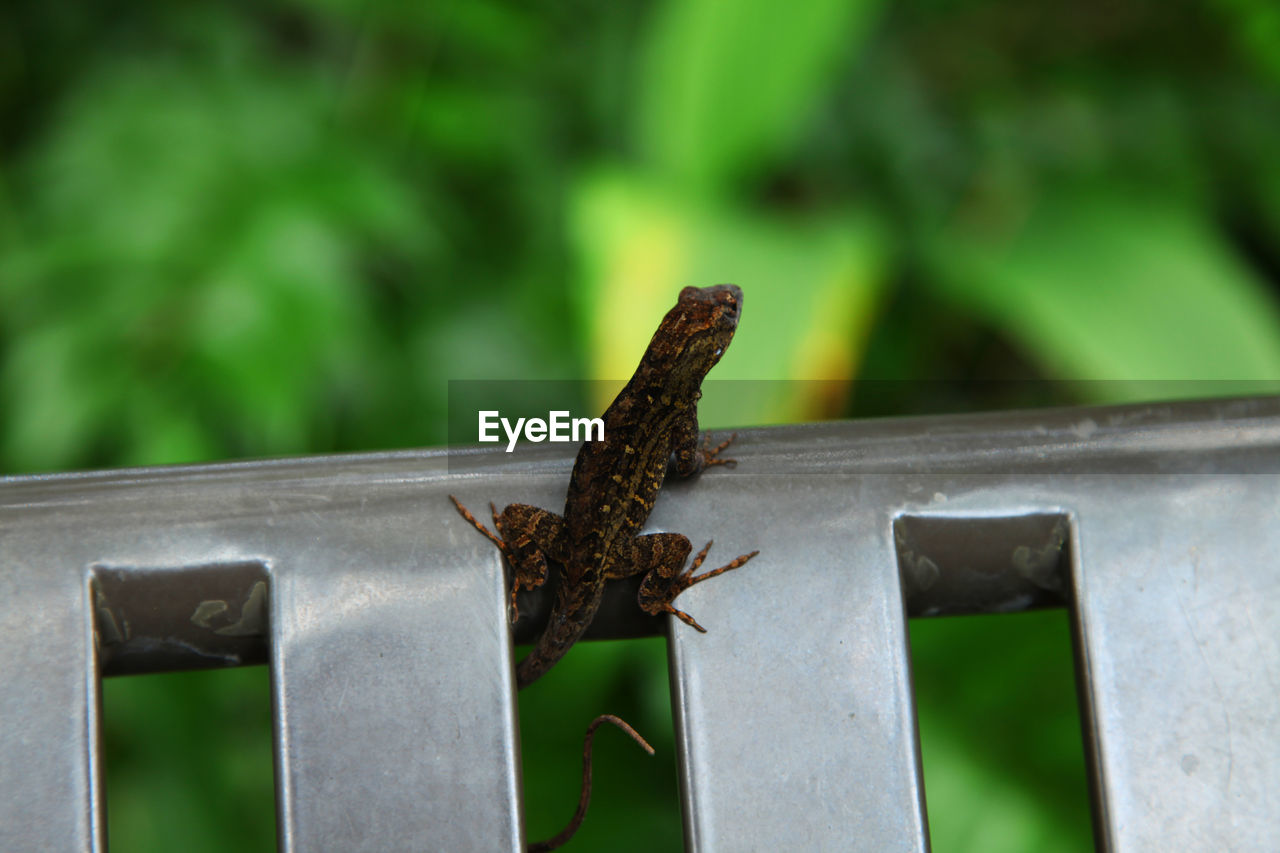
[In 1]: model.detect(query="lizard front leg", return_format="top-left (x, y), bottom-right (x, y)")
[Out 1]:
top-left (449, 496), bottom-right (567, 622)
top-left (612, 533), bottom-right (758, 632)
top-left (669, 404), bottom-right (738, 476)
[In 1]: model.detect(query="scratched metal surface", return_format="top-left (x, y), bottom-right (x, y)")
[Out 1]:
top-left (2, 395), bottom-right (1278, 851)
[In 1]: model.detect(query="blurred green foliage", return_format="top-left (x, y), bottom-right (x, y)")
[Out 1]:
top-left (4, 0), bottom-right (1278, 849)
top-left (103, 668), bottom-right (276, 852)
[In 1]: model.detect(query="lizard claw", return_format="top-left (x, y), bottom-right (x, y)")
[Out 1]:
top-left (667, 605), bottom-right (708, 633)
top-left (450, 495), bottom-right (508, 553)
top-left (681, 541), bottom-right (758, 588)
top-left (702, 432), bottom-right (738, 468)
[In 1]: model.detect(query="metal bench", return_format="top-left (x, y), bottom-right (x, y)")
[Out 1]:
top-left (2, 396), bottom-right (1277, 851)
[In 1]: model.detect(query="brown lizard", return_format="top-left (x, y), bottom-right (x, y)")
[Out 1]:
top-left (450, 283), bottom-right (757, 849)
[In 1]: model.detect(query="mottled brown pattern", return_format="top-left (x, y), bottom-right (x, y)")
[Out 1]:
top-left (449, 284), bottom-right (759, 850)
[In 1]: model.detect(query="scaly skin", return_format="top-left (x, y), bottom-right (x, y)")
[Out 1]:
top-left (448, 284), bottom-right (758, 848)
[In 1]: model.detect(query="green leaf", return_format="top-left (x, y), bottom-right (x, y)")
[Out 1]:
top-left (929, 191), bottom-right (1280, 399)
top-left (571, 169), bottom-right (887, 425)
top-left (638, 0), bottom-right (883, 191)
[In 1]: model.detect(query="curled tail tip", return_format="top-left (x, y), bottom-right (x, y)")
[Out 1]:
top-left (526, 714), bottom-right (653, 851)
top-left (590, 713), bottom-right (655, 755)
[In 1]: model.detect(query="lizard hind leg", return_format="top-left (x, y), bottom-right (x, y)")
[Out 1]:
top-left (498, 503), bottom-right (570, 623)
top-left (450, 496), bottom-right (568, 624)
top-left (632, 534), bottom-right (758, 633)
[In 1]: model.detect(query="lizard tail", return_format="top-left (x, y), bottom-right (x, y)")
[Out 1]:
top-left (526, 714), bottom-right (655, 853)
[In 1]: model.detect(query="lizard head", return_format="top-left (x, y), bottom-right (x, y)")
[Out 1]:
top-left (648, 284), bottom-right (742, 379)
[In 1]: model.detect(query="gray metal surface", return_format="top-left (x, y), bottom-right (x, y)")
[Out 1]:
top-left (663, 474), bottom-right (929, 852)
top-left (2, 396), bottom-right (1278, 851)
top-left (662, 397), bottom-right (1279, 852)
top-left (1, 454), bottom-right (524, 852)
